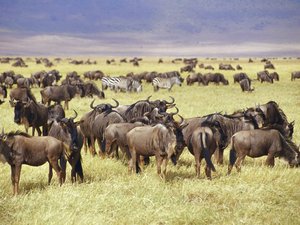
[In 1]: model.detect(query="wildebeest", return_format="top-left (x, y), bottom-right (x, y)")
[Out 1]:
top-left (0, 85), bottom-right (7, 101)
top-left (126, 124), bottom-right (177, 179)
top-left (47, 104), bottom-right (65, 125)
top-left (291, 71), bottom-right (300, 81)
top-left (255, 101), bottom-right (294, 138)
top-left (48, 111), bottom-right (84, 183)
top-left (186, 73), bottom-right (205, 86)
top-left (239, 78), bottom-right (254, 92)
top-left (257, 70), bottom-right (273, 83)
top-left (203, 73), bottom-right (229, 85)
top-left (79, 82), bottom-right (105, 99)
top-left (236, 65), bottom-right (242, 70)
top-left (233, 73), bottom-right (250, 83)
top-left (180, 64), bottom-right (195, 73)
top-left (0, 131), bottom-right (68, 195)
top-left (79, 99), bottom-right (119, 155)
top-left (9, 87), bottom-right (37, 103)
top-left (204, 65), bottom-right (214, 70)
top-left (219, 63), bottom-right (235, 70)
top-left (228, 129), bottom-right (300, 175)
top-left (152, 77), bottom-right (182, 91)
top-left (40, 84), bottom-right (82, 110)
top-left (11, 99), bottom-right (48, 136)
top-left (264, 63), bottom-right (275, 69)
top-left (83, 70), bottom-right (104, 80)
top-left (104, 122), bottom-right (146, 159)
top-left (269, 72), bottom-right (279, 81)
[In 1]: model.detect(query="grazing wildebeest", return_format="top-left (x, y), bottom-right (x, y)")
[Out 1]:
top-left (49, 111), bottom-right (84, 183)
top-left (204, 65), bottom-right (214, 70)
top-left (219, 63), bottom-right (235, 70)
top-left (269, 72), bottom-right (279, 81)
top-left (40, 84), bottom-right (81, 110)
top-left (255, 101), bottom-right (294, 138)
top-left (291, 71), bottom-right (300, 81)
top-left (228, 129), bottom-right (300, 174)
top-left (264, 63), bottom-right (275, 69)
top-left (152, 77), bottom-right (182, 91)
top-left (80, 82), bottom-right (105, 99)
top-left (203, 73), bottom-right (229, 85)
top-left (186, 73), bottom-right (205, 86)
top-left (180, 64), bottom-right (195, 73)
top-left (236, 65), bottom-right (242, 70)
top-left (233, 73), bottom-right (250, 83)
top-left (239, 78), bottom-right (254, 92)
top-left (257, 70), bottom-right (273, 83)
top-left (126, 124), bottom-right (177, 179)
top-left (11, 99), bottom-right (48, 136)
top-left (0, 131), bottom-right (67, 195)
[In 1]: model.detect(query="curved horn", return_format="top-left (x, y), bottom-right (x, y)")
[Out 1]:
top-left (166, 96), bottom-right (175, 104)
top-left (169, 106), bottom-right (179, 116)
top-left (112, 98), bottom-right (119, 108)
top-left (70, 110), bottom-right (78, 120)
top-left (90, 99), bottom-right (96, 109)
top-left (177, 114), bottom-right (184, 125)
top-left (146, 95), bottom-right (152, 102)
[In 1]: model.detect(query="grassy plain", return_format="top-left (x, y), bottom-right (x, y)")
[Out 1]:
top-left (0, 57), bottom-right (299, 225)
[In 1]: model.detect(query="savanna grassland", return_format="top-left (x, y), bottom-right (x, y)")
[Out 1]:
top-left (0, 57), bottom-right (300, 225)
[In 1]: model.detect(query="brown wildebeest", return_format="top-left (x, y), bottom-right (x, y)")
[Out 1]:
top-left (228, 129), bottom-right (300, 174)
top-left (291, 71), bottom-right (300, 81)
top-left (126, 124), bottom-right (177, 180)
top-left (0, 131), bottom-right (68, 195)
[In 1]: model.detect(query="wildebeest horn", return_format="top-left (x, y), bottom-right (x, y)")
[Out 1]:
top-left (70, 110), bottom-right (78, 120)
top-left (146, 95), bottom-right (152, 101)
top-left (169, 106), bottom-right (179, 116)
top-left (166, 96), bottom-right (175, 104)
top-left (112, 98), bottom-right (119, 108)
top-left (90, 99), bottom-right (96, 109)
top-left (177, 114), bottom-right (184, 124)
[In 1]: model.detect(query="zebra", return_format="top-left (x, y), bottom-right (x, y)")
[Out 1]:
top-left (129, 79), bottom-right (143, 92)
top-left (152, 76), bottom-right (182, 92)
top-left (101, 76), bottom-right (133, 92)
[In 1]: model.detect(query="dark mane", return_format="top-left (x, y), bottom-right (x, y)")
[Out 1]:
top-left (266, 101), bottom-right (288, 123)
top-left (6, 130), bottom-right (31, 138)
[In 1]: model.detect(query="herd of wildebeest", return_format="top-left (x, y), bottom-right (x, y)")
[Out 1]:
top-left (0, 56), bottom-right (299, 195)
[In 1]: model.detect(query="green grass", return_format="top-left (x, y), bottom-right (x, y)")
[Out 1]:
top-left (0, 57), bottom-right (300, 225)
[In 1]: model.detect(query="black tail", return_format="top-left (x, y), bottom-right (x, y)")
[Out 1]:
top-left (100, 139), bottom-right (106, 153)
top-left (200, 132), bottom-right (216, 172)
top-left (229, 137), bottom-right (237, 166)
top-left (59, 154), bottom-right (67, 183)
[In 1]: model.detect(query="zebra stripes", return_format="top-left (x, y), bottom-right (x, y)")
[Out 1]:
top-left (101, 76), bottom-right (142, 92)
top-left (152, 76), bottom-right (182, 91)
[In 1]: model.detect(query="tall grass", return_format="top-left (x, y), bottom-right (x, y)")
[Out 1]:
top-left (0, 57), bottom-right (299, 225)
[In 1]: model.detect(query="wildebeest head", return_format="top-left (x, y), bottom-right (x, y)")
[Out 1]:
top-left (148, 96), bottom-right (176, 113)
top-left (59, 110), bottom-right (79, 151)
top-left (90, 98), bottom-right (119, 114)
top-left (47, 104), bottom-right (65, 125)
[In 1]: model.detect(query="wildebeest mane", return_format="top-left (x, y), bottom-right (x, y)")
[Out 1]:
top-left (6, 130), bottom-right (31, 138)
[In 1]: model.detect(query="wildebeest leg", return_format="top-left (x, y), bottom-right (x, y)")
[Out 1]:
top-left (112, 142), bottom-right (119, 159)
top-left (48, 164), bottom-right (53, 185)
top-left (265, 153), bottom-right (275, 167)
top-left (194, 151), bottom-right (201, 178)
top-left (216, 148), bottom-right (224, 165)
top-left (36, 127), bottom-right (42, 136)
top-left (235, 154), bottom-right (246, 173)
top-left (50, 161), bottom-right (63, 186)
top-left (205, 165), bottom-right (211, 180)
top-left (12, 164), bottom-right (21, 195)
top-left (96, 138), bottom-right (105, 158)
top-left (64, 101), bottom-right (69, 110)
top-left (156, 155), bottom-right (163, 179)
top-left (90, 135), bottom-right (97, 156)
top-left (161, 157), bottom-right (169, 181)
top-left (129, 150), bottom-right (136, 173)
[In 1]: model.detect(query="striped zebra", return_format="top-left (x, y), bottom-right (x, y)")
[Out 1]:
top-left (101, 76), bottom-right (133, 92)
top-left (129, 79), bottom-right (142, 92)
top-left (152, 76), bottom-right (182, 92)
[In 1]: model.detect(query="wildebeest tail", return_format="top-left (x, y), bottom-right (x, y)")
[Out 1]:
top-left (200, 132), bottom-right (216, 172)
top-left (60, 144), bottom-right (68, 182)
top-left (229, 136), bottom-right (237, 166)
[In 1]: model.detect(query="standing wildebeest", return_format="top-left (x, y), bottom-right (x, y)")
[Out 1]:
top-left (9, 87), bottom-right (37, 103)
top-left (0, 85), bottom-right (7, 101)
top-left (228, 129), bottom-right (300, 175)
top-left (0, 131), bottom-right (67, 195)
top-left (291, 71), bottom-right (300, 81)
top-left (104, 122), bottom-right (146, 159)
top-left (239, 78), bottom-right (254, 92)
top-left (40, 84), bottom-right (82, 110)
top-left (126, 124), bottom-right (177, 179)
top-left (79, 99), bottom-right (119, 155)
top-left (11, 99), bottom-right (48, 136)
top-left (47, 104), bottom-right (65, 125)
top-left (152, 77), bottom-right (182, 91)
top-left (49, 111), bottom-right (84, 183)
top-left (257, 70), bottom-right (273, 83)
top-left (186, 73), bottom-right (205, 86)
top-left (79, 82), bottom-right (105, 99)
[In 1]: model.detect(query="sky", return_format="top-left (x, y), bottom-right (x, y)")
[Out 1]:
top-left (1, 0), bottom-right (300, 57)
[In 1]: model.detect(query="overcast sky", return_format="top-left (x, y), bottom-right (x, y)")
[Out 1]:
top-left (1, 0), bottom-right (300, 57)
